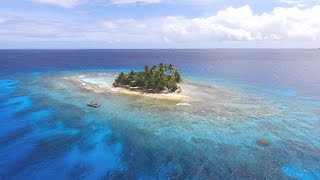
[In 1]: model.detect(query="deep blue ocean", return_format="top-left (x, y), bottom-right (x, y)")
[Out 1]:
top-left (0, 49), bottom-right (319, 179)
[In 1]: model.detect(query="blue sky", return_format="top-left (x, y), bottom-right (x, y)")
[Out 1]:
top-left (0, 0), bottom-right (319, 48)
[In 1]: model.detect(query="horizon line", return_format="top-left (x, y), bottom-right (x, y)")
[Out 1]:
top-left (0, 48), bottom-right (318, 50)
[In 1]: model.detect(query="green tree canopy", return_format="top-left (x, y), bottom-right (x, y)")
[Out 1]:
top-left (114, 63), bottom-right (182, 92)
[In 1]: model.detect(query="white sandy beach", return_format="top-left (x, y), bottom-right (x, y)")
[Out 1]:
top-left (65, 73), bottom-right (192, 101)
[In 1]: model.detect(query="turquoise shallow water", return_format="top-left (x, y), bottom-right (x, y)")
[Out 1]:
top-left (0, 49), bottom-right (320, 179)
top-left (0, 70), bottom-right (319, 179)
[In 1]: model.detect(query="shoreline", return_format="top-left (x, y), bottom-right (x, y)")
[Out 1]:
top-left (56, 72), bottom-right (282, 120)
top-left (65, 74), bottom-right (192, 101)
top-left (109, 86), bottom-right (190, 101)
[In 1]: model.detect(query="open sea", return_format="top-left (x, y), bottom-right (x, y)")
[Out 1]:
top-left (0, 49), bottom-right (319, 179)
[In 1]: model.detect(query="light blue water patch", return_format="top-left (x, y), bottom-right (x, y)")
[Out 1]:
top-left (0, 79), bottom-right (18, 88)
top-left (84, 115), bottom-right (96, 123)
top-left (0, 96), bottom-right (32, 118)
top-left (32, 120), bottom-right (79, 140)
top-left (22, 118), bottom-right (124, 179)
top-left (0, 134), bottom-right (35, 176)
top-left (12, 135), bottom-right (123, 179)
top-left (262, 88), bottom-right (297, 97)
top-left (12, 147), bottom-right (82, 180)
top-left (291, 111), bottom-right (319, 123)
top-left (55, 68), bottom-right (136, 76)
top-left (0, 109), bottom-right (53, 146)
top-left (0, 79), bottom-right (18, 97)
top-left (2, 121), bottom-right (81, 179)
top-left (31, 71), bottom-right (41, 76)
top-left (282, 166), bottom-right (318, 180)
top-left (28, 110), bottom-right (52, 121)
top-left (82, 128), bottom-right (123, 179)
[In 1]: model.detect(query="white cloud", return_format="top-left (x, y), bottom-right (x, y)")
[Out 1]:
top-left (110, 0), bottom-right (162, 5)
top-left (0, 18), bottom-right (6, 24)
top-left (280, 0), bottom-right (305, 4)
top-left (113, 5), bottom-right (320, 43)
top-left (29, 0), bottom-right (161, 7)
top-left (29, 0), bottom-right (82, 7)
top-left (1, 5), bottom-right (320, 48)
top-left (279, 0), bottom-right (319, 7)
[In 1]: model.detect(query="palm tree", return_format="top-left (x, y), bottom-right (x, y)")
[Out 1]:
top-left (128, 71), bottom-right (135, 85)
top-left (151, 65), bottom-right (157, 72)
top-left (144, 65), bottom-right (150, 74)
top-left (168, 64), bottom-right (174, 72)
top-left (159, 63), bottom-right (165, 74)
top-left (115, 72), bottom-right (125, 84)
top-left (114, 63), bottom-right (182, 92)
top-left (144, 65), bottom-right (150, 86)
top-left (173, 70), bottom-right (182, 83)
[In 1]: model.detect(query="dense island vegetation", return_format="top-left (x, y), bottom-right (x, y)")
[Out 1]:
top-left (113, 63), bottom-right (182, 93)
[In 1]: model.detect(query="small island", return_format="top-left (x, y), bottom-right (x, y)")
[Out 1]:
top-left (113, 63), bottom-right (182, 94)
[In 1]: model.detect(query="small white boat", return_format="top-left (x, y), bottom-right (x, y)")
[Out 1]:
top-left (87, 101), bottom-right (100, 108)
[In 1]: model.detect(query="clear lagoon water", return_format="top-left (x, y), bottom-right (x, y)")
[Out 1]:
top-left (0, 49), bottom-right (319, 179)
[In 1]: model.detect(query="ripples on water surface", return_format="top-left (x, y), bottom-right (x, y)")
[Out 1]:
top-left (0, 50), bottom-right (320, 179)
